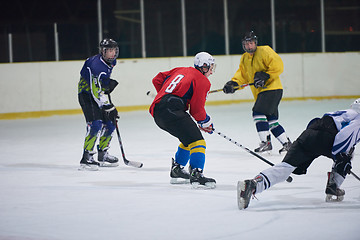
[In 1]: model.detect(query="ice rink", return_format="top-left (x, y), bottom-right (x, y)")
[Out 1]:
top-left (1, 98), bottom-right (359, 240)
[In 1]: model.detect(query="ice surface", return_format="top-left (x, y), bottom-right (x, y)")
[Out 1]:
top-left (0, 99), bottom-right (359, 240)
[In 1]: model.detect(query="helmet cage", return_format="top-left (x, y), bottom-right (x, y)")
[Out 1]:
top-left (242, 31), bottom-right (258, 54)
top-left (194, 52), bottom-right (216, 75)
top-left (99, 38), bottom-right (119, 63)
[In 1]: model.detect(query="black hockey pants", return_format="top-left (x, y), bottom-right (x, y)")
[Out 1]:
top-left (153, 94), bottom-right (204, 147)
top-left (283, 115), bottom-right (338, 175)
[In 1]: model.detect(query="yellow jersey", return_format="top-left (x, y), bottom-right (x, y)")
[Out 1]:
top-left (231, 45), bottom-right (284, 100)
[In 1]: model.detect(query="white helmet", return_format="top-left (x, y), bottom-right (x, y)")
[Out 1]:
top-left (194, 52), bottom-right (215, 74)
top-left (351, 98), bottom-right (360, 113)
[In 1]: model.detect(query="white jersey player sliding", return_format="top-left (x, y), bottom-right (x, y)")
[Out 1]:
top-left (238, 98), bottom-right (360, 210)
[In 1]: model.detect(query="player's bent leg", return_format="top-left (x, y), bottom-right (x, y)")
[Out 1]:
top-left (325, 171), bottom-right (345, 202)
top-left (256, 162), bottom-right (296, 193)
top-left (237, 162), bottom-right (296, 209)
top-left (268, 118), bottom-right (292, 154)
top-left (97, 146), bottom-right (119, 167)
top-left (83, 120), bottom-right (102, 152)
top-left (79, 120), bottom-right (102, 170)
top-left (174, 143), bottom-right (190, 166)
top-left (188, 140), bottom-right (216, 189)
top-left (98, 122), bottom-right (119, 167)
top-left (79, 151), bottom-right (99, 171)
top-left (253, 113), bottom-right (272, 153)
top-left (237, 179), bottom-right (257, 210)
top-left (170, 143), bottom-right (190, 184)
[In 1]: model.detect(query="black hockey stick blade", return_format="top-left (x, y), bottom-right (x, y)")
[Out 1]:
top-left (209, 83), bottom-right (254, 94)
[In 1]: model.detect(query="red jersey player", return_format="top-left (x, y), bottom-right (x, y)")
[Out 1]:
top-left (149, 52), bottom-right (216, 189)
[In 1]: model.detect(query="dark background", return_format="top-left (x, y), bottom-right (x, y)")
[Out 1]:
top-left (0, 0), bottom-right (359, 62)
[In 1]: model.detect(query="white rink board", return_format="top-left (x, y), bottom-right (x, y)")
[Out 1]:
top-left (0, 52), bottom-right (359, 113)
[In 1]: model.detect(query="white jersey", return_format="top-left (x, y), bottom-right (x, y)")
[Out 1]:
top-left (324, 109), bottom-right (360, 155)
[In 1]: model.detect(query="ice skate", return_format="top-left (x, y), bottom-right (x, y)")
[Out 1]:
top-left (325, 172), bottom-right (345, 202)
top-left (98, 147), bottom-right (119, 167)
top-left (190, 168), bottom-right (216, 189)
top-left (170, 158), bottom-right (190, 184)
top-left (237, 179), bottom-right (257, 210)
top-left (79, 151), bottom-right (100, 171)
top-left (279, 138), bottom-right (292, 154)
top-left (254, 136), bottom-right (272, 153)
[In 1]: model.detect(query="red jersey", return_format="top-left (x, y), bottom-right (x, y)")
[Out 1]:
top-left (149, 67), bottom-right (210, 122)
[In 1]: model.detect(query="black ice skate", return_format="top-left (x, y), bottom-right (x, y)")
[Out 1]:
top-left (279, 138), bottom-right (292, 154)
top-left (170, 158), bottom-right (190, 184)
top-left (98, 147), bottom-right (119, 167)
top-left (79, 151), bottom-right (100, 171)
top-left (190, 168), bottom-right (216, 189)
top-left (237, 179), bottom-right (257, 210)
top-left (254, 135), bottom-right (272, 153)
top-left (325, 171), bottom-right (345, 202)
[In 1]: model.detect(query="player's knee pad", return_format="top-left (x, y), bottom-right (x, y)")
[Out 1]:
top-left (175, 143), bottom-right (190, 166)
top-left (189, 140), bottom-right (206, 169)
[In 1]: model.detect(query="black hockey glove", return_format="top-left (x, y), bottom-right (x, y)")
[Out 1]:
top-left (333, 151), bottom-right (353, 178)
top-left (102, 104), bottom-right (119, 123)
top-left (223, 81), bottom-right (239, 94)
top-left (253, 71), bottom-right (270, 88)
top-left (103, 79), bottom-right (119, 94)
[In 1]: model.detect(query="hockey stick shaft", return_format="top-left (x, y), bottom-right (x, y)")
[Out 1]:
top-left (208, 83), bottom-right (254, 94)
top-left (214, 129), bottom-right (293, 183)
top-left (350, 170), bottom-right (360, 181)
top-left (346, 147), bottom-right (360, 181)
top-left (146, 83), bottom-right (253, 97)
top-left (114, 121), bottom-right (143, 168)
top-left (108, 94), bottom-right (143, 168)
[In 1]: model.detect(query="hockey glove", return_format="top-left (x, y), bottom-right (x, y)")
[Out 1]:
top-left (253, 71), bottom-right (270, 88)
top-left (223, 81), bottom-right (239, 94)
top-left (102, 104), bottom-right (119, 123)
top-left (333, 151), bottom-right (353, 178)
top-left (197, 115), bottom-right (214, 134)
top-left (103, 79), bottom-right (119, 94)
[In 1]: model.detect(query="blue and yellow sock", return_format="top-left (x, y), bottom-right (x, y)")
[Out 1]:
top-left (189, 140), bottom-right (206, 169)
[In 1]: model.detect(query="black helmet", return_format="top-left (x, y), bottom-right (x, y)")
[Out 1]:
top-left (99, 38), bottom-right (119, 63)
top-left (242, 31), bottom-right (258, 54)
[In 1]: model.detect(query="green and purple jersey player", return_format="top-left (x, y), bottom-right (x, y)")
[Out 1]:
top-left (78, 38), bottom-right (120, 170)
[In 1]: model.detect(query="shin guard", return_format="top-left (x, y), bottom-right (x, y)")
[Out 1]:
top-left (175, 143), bottom-right (190, 166)
top-left (83, 120), bottom-right (102, 152)
top-left (189, 140), bottom-right (206, 169)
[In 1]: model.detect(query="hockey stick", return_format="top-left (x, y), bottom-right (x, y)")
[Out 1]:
top-left (114, 120), bottom-right (143, 168)
top-left (108, 94), bottom-right (143, 168)
top-left (146, 83), bottom-right (254, 97)
top-left (208, 83), bottom-right (254, 94)
top-left (337, 147), bottom-right (360, 182)
top-left (350, 170), bottom-right (360, 181)
top-left (214, 129), bottom-right (293, 183)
